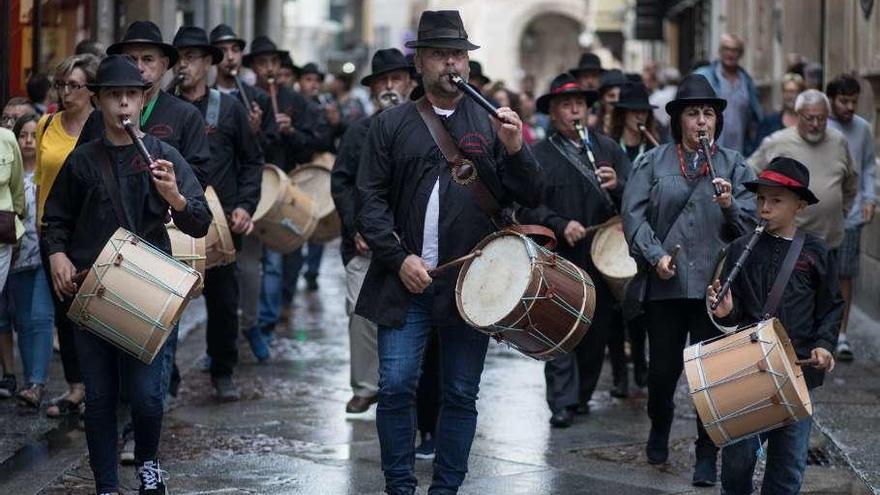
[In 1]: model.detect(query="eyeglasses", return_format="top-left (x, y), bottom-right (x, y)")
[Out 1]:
top-left (53, 81), bottom-right (85, 92)
top-left (798, 113), bottom-right (827, 124)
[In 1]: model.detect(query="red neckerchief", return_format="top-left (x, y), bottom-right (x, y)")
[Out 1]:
top-left (676, 142), bottom-right (717, 181)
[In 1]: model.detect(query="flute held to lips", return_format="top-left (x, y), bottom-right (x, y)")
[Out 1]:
top-left (121, 117), bottom-right (155, 165)
top-left (448, 73), bottom-right (501, 120)
top-left (267, 73), bottom-right (280, 115)
top-left (230, 68), bottom-right (252, 110)
top-left (638, 124), bottom-right (660, 147)
top-left (698, 130), bottom-right (724, 197)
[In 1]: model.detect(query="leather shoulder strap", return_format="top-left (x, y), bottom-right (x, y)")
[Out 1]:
top-left (206, 88), bottom-right (222, 128)
top-left (761, 230), bottom-right (805, 319)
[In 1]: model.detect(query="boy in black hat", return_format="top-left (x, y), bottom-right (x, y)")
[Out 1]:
top-left (708, 156), bottom-right (841, 495)
top-left (172, 25), bottom-right (264, 398)
top-left (210, 23), bottom-right (279, 154)
top-left (356, 10), bottom-right (543, 493)
top-left (78, 21), bottom-right (211, 189)
top-left (520, 72), bottom-right (631, 426)
top-left (41, 54), bottom-right (211, 495)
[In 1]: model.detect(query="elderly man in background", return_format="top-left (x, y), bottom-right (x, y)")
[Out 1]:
top-left (695, 33), bottom-right (763, 155)
top-left (748, 89), bottom-right (858, 252)
top-left (826, 74), bottom-right (877, 362)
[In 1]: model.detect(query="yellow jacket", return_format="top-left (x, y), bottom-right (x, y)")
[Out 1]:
top-left (0, 127), bottom-right (25, 241)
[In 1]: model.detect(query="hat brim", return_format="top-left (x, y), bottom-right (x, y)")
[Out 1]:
top-left (174, 44), bottom-right (224, 65)
top-left (665, 97), bottom-right (727, 116)
top-left (87, 81), bottom-right (153, 92)
top-left (569, 66), bottom-right (605, 75)
top-left (107, 41), bottom-right (180, 68)
top-left (360, 64), bottom-right (413, 86)
top-left (472, 74), bottom-right (490, 85)
top-left (211, 37), bottom-right (246, 51)
top-left (242, 49), bottom-right (290, 68)
top-left (404, 38), bottom-right (480, 50)
top-left (744, 179), bottom-right (820, 205)
top-left (536, 89), bottom-right (599, 114)
top-left (615, 101), bottom-right (658, 111)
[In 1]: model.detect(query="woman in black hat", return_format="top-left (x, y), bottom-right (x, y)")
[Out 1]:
top-left (41, 54), bottom-right (211, 495)
top-left (593, 69), bottom-right (628, 135)
top-left (621, 73), bottom-right (757, 486)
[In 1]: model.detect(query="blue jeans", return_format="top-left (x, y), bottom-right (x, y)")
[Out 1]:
top-left (257, 247), bottom-right (306, 332)
top-left (302, 242), bottom-right (323, 279)
top-left (0, 267), bottom-right (54, 384)
top-left (376, 289), bottom-right (489, 494)
top-left (721, 416), bottom-right (813, 494)
top-left (74, 327), bottom-right (167, 493)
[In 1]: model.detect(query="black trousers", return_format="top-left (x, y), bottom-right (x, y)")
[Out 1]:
top-left (544, 274), bottom-right (621, 412)
top-left (203, 262), bottom-right (240, 378)
top-left (40, 247), bottom-right (82, 385)
top-left (644, 298), bottom-right (719, 458)
top-left (416, 327), bottom-right (441, 435)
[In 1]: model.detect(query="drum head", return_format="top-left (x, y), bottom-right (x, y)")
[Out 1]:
top-left (458, 233), bottom-right (533, 327)
top-left (289, 165), bottom-right (335, 218)
top-left (253, 164), bottom-right (286, 222)
top-left (591, 220), bottom-right (637, 278)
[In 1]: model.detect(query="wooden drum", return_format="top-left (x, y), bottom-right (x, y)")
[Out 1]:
top-left (590, 216), bottom-right (637, 302)
top-left (288, 164), bottom-right (341, 243)
top-left (253, 164), bottom-right (319, 253)
top-left (204, 186), bottom-right (236, 268)
top-left (455, 230), bottom-right (596, 361)
top-left (166, 221), bottom-right (206, 297)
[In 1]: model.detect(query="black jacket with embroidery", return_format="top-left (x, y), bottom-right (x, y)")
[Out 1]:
top-left (355, 97), bottom-right (544, 328)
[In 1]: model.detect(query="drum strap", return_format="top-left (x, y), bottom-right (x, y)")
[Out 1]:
top-left (205, 88), bottom-right (222, 129)
top-left (415, 96), bottom-right (501, 219)
top-left (761, 230), bottom-right (805, 319)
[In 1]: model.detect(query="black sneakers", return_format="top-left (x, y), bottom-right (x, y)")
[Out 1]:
top-left (138, 460), bottom-right (167, 494)
top-left (212, 376), bottom-right (241, 402)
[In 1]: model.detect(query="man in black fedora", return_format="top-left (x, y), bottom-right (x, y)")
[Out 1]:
top-left (42, 54), bottom-right (211, 495)
top-left (297, 62), bottom-right (325, 99)
top-left (331, 48), bottom-right (412, 416)
top-left (520, 72), bottom-right (631, 428)
top-left (467, 60), bottom-right (490, 93)
top-left (356, 10), bottom-right (542, 493)
top-left (622, 73), bottom-right (757, 486)
top-left (78, 21), bottom-right (211, 189)
top-left (570, 52), bottom-right (604, 91)
top-left (210, 23), bottom-right (279, 154)
top-left (172, 25), bottom-right (263, 400)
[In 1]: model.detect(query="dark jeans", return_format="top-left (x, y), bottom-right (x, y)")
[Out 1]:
top-left (40, 248), bottom-right (82, 385)
top-left (644, 299), bottom-right (720, 458)
top-left (721, 417), bottom-right (813, 494)
top-left (74, 327), bottom-right (166, 493)
top-left (203, 263), bottom-right (240, 378)
top-left (377, 290), bottom-right (489, 494)
top-left (417, 328), bottom-right (441, 435)
top-left (545, 275), bottom-right (619, 412)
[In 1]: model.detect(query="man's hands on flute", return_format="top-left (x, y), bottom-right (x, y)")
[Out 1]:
top-left (495, 107), bottom-right (523, 155)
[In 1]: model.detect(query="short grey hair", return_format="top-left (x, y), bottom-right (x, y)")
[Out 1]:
top-left (794, 89), bottom-right (831, 113)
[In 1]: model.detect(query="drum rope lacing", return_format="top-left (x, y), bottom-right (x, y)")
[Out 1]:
top-left (690, 332), bottom-right (801, 445)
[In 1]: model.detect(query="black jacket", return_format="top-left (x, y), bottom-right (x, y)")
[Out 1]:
top-left (42, 134), bottom-right (211, 271)
top-left (717, 231), bottom-right (843, 388)
top-left (355, 97), bottom-right (544, 328)
top-left (182, 90), bottom-right (263, 217)
top-left (519, 130), bottom-right (631, 272)
top-left (217, 81), bottom-right (280, 154)
top-left (331, 115), bottom-right (371, 266)
top-left (78, 91), bottom-right (212, 188)
top-left (264, 85), bottom-right (334, 171)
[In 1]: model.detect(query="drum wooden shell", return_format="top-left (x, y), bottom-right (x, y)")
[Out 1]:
top-left (166, 221), bottom-right (206, 297)
top-left (684, 318), bottom-right (813, 447)
top-left (204, 186), bottom-right (236, 268)
top-left (67, 228), bottom-right (201, 364)
top-left (455, 230), bottom-right (596, 361)
top-left (288, 164), bottom-right (341, 243)
top-left (590, 216), bottom-right (637, 302)
top-left (253, 164), bottom-right (319, 253)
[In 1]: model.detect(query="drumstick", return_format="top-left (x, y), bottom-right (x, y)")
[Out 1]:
top-left (795, 358), bottom-right (819, 366)
top-left (428, 250), bottom-right (482, 277)
top-left (72, 270), bottom-right (88, 286)
top-left (583, 217), bottom-right (621, 235)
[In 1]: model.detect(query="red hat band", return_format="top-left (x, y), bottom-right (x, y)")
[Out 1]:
top-left (759, 170), bottom-right (804, 188)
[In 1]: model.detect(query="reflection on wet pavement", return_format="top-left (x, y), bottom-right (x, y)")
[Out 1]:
top-left (36, 241), bottom-right (870, 494)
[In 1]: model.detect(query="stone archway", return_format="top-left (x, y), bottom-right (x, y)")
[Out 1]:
top-left (518, 14), bottom-right (583, 94)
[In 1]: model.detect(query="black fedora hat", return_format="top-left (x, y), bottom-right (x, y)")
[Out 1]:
top-left (209, 24), bottom-right (246, 50)
top-left (745, 156), bottom-right (819, 204)
top-left (569, 52), bottom-right (604, 75)
top-left (598, 69), bottom-right (628, 94)
top-left (614, 82), bottom-right (657, 111)
top-left (87, 54), bottom-right (152, 92)
top-left (404, 10), bottom-right (479, 51)
top-left (536, 73), bottom-right (599, 114)
top-left (468, 61), bottom-right (490, 85)
top-left (361, 48), bottom-right (412, 86)
top-left (665, 73), bottom-right (727, 115)
top-left (242, 35), bottom-right (290, 68)
top-left (107, 21), bottom-right (179, 67)
top-left (299, 63), bottom-right (325, 81)
top-left (172, 26), bottom-right (223, 65)
top-left (280, 53), bottom-right (300, 75)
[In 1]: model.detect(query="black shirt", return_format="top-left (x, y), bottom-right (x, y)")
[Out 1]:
top-left (718, 230), bottom-right (844, 388)
top-left (264, 85), bottom-right (334, 171)
top-left (331, 115), bottom-right (371, 266)
top-left (78, 91), bottom-right (212, 188)
top-left (182, 89), bottom-right (263, 217)
top-left (42, 134), bottom-right (212, 271)
top-left (217, 81), bottom-right (280, 154)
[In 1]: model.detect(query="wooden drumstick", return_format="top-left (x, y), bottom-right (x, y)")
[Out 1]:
top-left (796, 358), bottom-right (819, 366)
top-left (428, 250), bottom-right (482, 277)
top-left (583, 217), bottom-right (621, 236)
top-left (72, 270), bottom-right (88, 286)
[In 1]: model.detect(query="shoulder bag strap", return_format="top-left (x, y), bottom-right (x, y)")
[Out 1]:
top-left (761, 230), bottom-right (805, 319)
top-left (206, 89), bottom-right (222, 128)
top-left (414, 96), bottom-right (501, 219)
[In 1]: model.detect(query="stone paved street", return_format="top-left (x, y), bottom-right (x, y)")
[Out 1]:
top-left (0, 241), bottom-right (875, 494)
